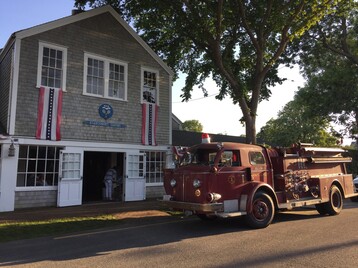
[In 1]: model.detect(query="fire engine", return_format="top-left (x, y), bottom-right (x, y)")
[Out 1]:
top-left (161, 135), bottom-right (358, 228)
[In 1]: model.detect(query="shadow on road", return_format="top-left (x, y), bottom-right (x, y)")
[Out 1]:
top-left (0, 200), bottom-right (357, 266)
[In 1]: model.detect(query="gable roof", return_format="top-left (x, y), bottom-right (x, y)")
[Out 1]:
top-left (1, 5), bottom-right (173, 76)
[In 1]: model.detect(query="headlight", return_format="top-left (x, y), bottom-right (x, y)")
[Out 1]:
top-left (170, 179), bottom-right (177, 187)
top-left (193, 179), bottom-right (201, 188)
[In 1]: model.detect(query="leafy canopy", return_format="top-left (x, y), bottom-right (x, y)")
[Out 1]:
top-left (296, 1), bottom-right (358, 141)
top-left (75, 0), bottom-right (347, 143)
top-left (182, 120), bottom-right (203, 132)
top-left (257, 98), bottom-right (338, 147)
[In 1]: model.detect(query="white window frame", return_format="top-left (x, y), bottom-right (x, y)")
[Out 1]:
top-left (16, 145), bottom-right (63, 190)
top-left (83, 52), bottom-right (128, 101)
top-left (144, 150), bottom-right (165, 186)
top-left (141, 67), bottom-right (159, 105)
top-left (36, 41), bottom-right (67, 91)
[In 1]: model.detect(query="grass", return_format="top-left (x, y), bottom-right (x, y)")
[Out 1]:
top-left (0, 209), bottom-right (183, 243)
top-left (0, 215), bottom-right (124, 243)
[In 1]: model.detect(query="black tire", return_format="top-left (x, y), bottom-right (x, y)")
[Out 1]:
top-left (197, 214), bottom-right (218, 221)
top-left (245, 192), bottom-right (275, 229)
top-left (315, 203), bottom-right (328, 215)
top-left (324, 185), bottom-right (343, 215)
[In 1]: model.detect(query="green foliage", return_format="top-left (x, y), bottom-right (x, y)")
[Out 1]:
top-left (182, 120), bottom-right (203, 132)
top-left (257, 99), bottom-right (338, 147)
top-left (296, 2), bottom-right (358, 141)
top-left (75, 0), bottom-right (347, 143)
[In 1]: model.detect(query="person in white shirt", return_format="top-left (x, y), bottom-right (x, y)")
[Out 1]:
top-left (103, 166), bottom-right (117, 201)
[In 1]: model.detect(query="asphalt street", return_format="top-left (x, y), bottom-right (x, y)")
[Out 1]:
top-left (0, 201), bottom-right (357, 268)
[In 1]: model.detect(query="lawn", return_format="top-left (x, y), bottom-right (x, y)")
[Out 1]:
top-left (0, 215), bottom-right (124, 243)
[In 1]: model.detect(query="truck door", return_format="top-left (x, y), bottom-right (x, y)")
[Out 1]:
top-left (248, 151), bottom-right (271, 183)
top-left (216, 150), bottom-right (247, 200)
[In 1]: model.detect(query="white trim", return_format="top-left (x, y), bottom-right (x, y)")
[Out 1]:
top-left (15, 186), bottom-right (57, 191)
top-left (36, 41), bottom-right (68, 91)
top-left (83, 52), bottom-right (128, 100)
top-left (12, 137), bottom-right (171, 152)
top-left (13, 5), bottom-right (173, 77)
top-left (8, 40), bottom-right (21, 135)
top-left (146, 182), bottom-right (163, 187)
top-left (169, 75), bottom-right (173, 144)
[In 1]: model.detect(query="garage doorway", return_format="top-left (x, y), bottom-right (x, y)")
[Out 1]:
top-left (83, 151), bottom-right (124, 202)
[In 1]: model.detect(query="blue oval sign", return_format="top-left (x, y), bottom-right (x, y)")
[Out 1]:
top-left (98, 104), bottom-right (113, 120)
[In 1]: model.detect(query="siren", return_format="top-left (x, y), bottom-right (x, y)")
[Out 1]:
top-left (202, 133), bottom-right (211, 143)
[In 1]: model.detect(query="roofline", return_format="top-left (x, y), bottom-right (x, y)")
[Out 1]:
top-left (1, 5), bottom-right (174, 76)
top-left (172, 113), bottom-right (183, 125)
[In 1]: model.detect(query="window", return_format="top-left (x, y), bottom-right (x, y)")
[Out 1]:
top-left (37, 42), bottom-right (67, 90)
top-left (16, 146), bottom-right (63, 187)
top-left (249, 151), bottom-right (266, 165)
top-left (144, 151), bottom-right (165, 184)
top-left (84, 53), bottom-right (127, 100)
top-left (142, 68), bottom-right (159, 104)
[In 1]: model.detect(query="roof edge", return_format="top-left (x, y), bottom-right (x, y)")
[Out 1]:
top-left (5, 5), bottom-right (173, 76)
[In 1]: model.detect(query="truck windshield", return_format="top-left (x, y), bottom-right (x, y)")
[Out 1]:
top-left (180, 148), bottom-right (218, 166)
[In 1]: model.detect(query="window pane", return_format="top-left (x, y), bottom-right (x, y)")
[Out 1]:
top-left (86, 57), bottom-right (104, 96)
top-left (16, 146), bottom-right (63, 187)
top-left (17, 174), bottom-right (26, 187)
top-left (143, 71), bottom-right (157, 104)
top-left (41, 46), bottom-right (63, 88)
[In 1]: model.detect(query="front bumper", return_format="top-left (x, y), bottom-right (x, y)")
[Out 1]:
top-left (159, 195), bottom-right (224, 213)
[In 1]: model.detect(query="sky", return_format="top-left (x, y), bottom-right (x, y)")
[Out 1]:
top-left (0, 0), bottom-right (305, 137)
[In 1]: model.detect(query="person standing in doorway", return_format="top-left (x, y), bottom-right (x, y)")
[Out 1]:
top-left (104, 166), bottom-right (117, 201)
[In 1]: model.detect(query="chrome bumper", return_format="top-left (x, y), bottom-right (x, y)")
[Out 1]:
top-left (159, 197), bottom-right (224, 213)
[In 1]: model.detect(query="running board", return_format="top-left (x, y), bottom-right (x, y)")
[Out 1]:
top-left (216, 211), bottom-right (247, 218)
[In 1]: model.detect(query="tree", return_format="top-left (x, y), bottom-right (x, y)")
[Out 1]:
top-left (296, 2), bottom-right (358, 141)
top-left (75, 0), bottom-right (347, 143)
top-left (182, 120), bottom-right (203, 132)
top-left (257, 99), bottom-right (338, 147)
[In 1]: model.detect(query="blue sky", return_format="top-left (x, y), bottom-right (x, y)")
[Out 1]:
top-left (1, 0), bottom-right (304, 137)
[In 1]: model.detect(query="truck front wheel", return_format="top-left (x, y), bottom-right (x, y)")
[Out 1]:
top-left (315, 203), bottom-right (328, 215)
top-left (324, 185), bottom-right (343, 215)
top-left (245, 192), bottom-right (275, 229)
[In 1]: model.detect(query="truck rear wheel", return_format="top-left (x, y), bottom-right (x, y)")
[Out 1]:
top-left (324, 185), bottom-right (343, 215)
top-left (245, 192), bottom-right (275, 229)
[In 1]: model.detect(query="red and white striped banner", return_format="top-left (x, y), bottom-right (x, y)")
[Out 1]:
top-left (36, 87), bottom-right (63, 141)
top-left (142, 103), bottom-right (158, 146)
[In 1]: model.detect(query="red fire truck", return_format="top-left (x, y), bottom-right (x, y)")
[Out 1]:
top-left (161, 138), bottom-right (358, 228)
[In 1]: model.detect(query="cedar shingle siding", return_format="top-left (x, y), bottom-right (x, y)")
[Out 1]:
top-left (15, 12), bottom-right (170, 144)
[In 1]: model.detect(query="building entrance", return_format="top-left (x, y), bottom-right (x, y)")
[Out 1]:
top-left (83, 151), bottom-right (124, 202)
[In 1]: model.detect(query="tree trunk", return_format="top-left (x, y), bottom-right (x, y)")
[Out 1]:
top-left (245, 114), bottom-right (257, 144)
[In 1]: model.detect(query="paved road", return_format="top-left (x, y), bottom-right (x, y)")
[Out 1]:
top-left (0, 201), bottom-right (357, 268)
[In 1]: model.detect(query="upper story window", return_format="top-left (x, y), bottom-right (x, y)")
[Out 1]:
top-left (37, 42), bottom-right (67, 91)
top-left (84, 53), bottom-right (127, 100)
top-left (142, 68), bottom-right (159, 104)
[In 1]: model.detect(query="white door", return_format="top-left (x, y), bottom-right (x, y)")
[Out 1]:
top-left (57, 148), bottom-right (83, 207)
top-left (124, 152), bottom-right (146, 201)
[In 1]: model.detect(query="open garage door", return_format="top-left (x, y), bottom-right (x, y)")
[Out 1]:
top-left (57, 148), bottom-right (83, 207)
top-left (124, 151), bottom-right (146, 201)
